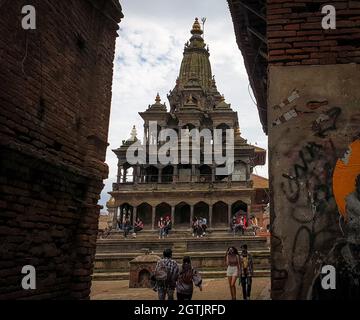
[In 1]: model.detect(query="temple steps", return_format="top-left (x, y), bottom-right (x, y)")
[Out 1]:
top-left (105, 228), bottom-right (266, 239)
top-left (92, 269), bottom-right (271, 281)
top-left (94, 232), bottom-right (270, 282)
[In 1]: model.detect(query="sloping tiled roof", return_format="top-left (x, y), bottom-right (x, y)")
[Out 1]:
top-left (251, 173), bottom-right (269, 189)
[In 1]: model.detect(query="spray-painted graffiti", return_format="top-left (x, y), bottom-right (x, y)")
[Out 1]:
top-left (281, 140), bottom-right (337, 221)
top-left (269, 66), bottom-right (360, 300)
top-left (274, 91), bottom-right (351, 298)
top-left (312, 107), bottom-right (342, 138)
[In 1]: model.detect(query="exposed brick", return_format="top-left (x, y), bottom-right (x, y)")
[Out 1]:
top-left (284, 24), bottom-right (300, 30)
top-left (286, 49), bottom-right (306, 54)
top-left (301, 59), bottom-right (320, 64)
top-left (267, 0), bottom-right (360, 66)
top-left (270, 49), bottom-right (286, 55)
top-left (0, 0), bottom-right (123, 300)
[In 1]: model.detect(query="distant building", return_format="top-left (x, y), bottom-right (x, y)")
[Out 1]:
top-left (250, 174), bottom-right (270, 230)
top-left (109, 18), bottom-right (266, 231)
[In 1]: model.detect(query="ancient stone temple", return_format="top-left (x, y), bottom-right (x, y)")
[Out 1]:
top-left (110, 18), bottom-right (266, 231)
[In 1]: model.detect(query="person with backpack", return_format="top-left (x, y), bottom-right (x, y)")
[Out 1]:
top-left (239, 244), bottom-right (254, 300)
top-left (225, 246), bottom-right (240, 300)
top-left (176, 256), bottom-right (202, 300)
top-left (154, 248), bottom-right (179, 300)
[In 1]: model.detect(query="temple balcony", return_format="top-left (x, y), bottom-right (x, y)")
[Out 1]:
top-left (112, 176), bottom-right (253, 192)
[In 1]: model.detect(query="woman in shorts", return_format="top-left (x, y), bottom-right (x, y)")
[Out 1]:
top-left (225, 246), bottom-right (240, 300)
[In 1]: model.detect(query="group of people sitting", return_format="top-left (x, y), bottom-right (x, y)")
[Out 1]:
top-left (230, 214), bottom-right (261, 236)
top-left (192, 216), bottom-right (207, 238)
top-left (158, 215), bottom-right (172, 239)
top-left (117, 215), bottom-right (144, 238)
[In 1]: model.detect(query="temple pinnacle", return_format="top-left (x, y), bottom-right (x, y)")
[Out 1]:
top-left (191, 17), bottom-right (203, 35)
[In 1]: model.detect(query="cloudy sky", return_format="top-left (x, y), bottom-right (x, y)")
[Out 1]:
top-left (99, 0), bottom-right (268, 208)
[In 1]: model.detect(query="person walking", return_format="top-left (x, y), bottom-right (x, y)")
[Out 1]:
top-left (225, 246), bottom-right (240, 300)
top-left (176, 256), bottom-right (202, 300)
top-left (154, 248), bottom-right (179, 300)
top-left (239, 244), bottom-right (254, 300)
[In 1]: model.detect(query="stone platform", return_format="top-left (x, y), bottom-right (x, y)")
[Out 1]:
top-left (93, 230), bottom-right (270, 281)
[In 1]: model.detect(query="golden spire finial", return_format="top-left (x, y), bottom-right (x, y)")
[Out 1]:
top-left (191, 17), bottom-right (203, 35)
top-left (155, 93), bottom-right (161, 104)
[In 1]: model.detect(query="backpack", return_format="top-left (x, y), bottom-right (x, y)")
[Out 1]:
top-left (155, 259), bottom-right (168, 281)
top-left (181, 266), bottom-right (193, 284)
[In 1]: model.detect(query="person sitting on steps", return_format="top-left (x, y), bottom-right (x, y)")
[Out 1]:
top-left (164, 215), bottom-right (172, 237)
top-left (158, 216), bottom-right (166, 239)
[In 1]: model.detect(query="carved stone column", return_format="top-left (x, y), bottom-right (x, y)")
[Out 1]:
top-left (133, 206), bottom-right (137, 225)
top-left (171, 205), bottom-right (175, 229)
top-left (151, 206), bottom-right (156, 231)
top-left (228, 203), bottom-right (232, 228)
top-left (190, 204), bottom-right (194, 229)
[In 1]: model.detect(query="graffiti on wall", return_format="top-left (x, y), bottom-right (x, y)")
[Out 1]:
top-left (271, 87), bottom-right (360, 298)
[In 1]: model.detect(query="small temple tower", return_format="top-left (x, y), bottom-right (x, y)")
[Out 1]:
top-left (110, 18), bottom-right (266, 231)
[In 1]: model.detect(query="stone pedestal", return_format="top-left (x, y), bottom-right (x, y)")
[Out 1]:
top-left (129, 251), bottom-right (161, 288)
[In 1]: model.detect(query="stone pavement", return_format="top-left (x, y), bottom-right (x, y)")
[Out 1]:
top-left (90, 277), bottom-right (270, 300)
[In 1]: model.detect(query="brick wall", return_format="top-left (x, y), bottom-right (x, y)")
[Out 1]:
top-left (0, 0), bottom-right (122, 299)
top-left (267, 1), bottom-right (360, 300)
top-left (268, 0), bottom-right (360, 65)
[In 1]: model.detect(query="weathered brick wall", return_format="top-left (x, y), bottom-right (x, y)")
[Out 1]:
top-left (267, 0), bottom-right (360, 300)
top-left (0, 0), bottom-right (122, 299)
top-left (268, 0), bottom-right (360, 65)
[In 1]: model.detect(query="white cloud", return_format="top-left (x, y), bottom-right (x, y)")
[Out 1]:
top-left (99, 0), bottom-right (268, 207)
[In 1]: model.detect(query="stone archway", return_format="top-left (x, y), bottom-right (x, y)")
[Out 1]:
top-left (118, 203), bottom-right (134, 224)
top-left (194, 201), bottom-right (209, 222)
top-left (175, 202), bottom-right (191, 229)
top-left (138, 269), bottom-right (151, 288)
top-left (155, 202), bottom-right (171, 228)
top-left (213, 201), bottom-right (228, 227)
top-left (232, 200), bottom-right (248, 214)
top-left (137, 202), bottom-right (152, 229)
top-left (232, 200), bottom-right (248, 225)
